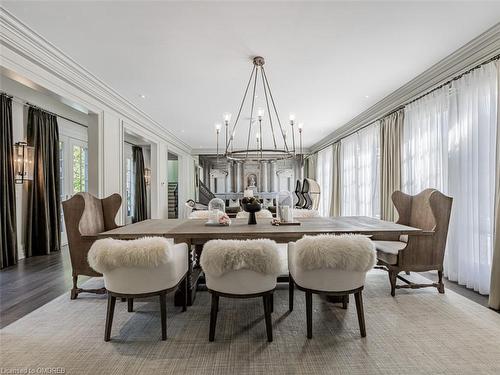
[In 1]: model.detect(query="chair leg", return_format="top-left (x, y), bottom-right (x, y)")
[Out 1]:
top-left (104, 295), bottom-right (116, 342)
top-left (263, 294), bottom-right (273, 342)
top-left (305, 291), bottom-right (313, 339)
top-left (342, 295), bottom-right (348, 309)
top-left (127, 298), bottom-right (133, 312)
top-left (288, 273), bottom-right (294, 311)
top-left (270, 293), bottom-right (274, 314)
top-left (438, 270), bottom-right (445, 294)
top-left (70, 276), bottom-right (78, 300)
top-left (160, 292), bottom-right (167, 341)
top-left (183, 276), bottom-right (188, 312)
top-left (209, 293), bottom-right (219, 342)
top-left (388, 270), bottom-right (397, 297)
top-left (121, 298), bottom-right (126, 302)
top-left (354, 291), bottom-right (366, 338)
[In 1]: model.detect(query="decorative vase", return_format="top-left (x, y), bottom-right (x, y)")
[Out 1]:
top-left (242, 200), bottom-right (261, 225)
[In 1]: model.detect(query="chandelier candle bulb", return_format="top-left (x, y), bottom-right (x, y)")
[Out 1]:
top-left (223, 112), bottom-right (232, 123)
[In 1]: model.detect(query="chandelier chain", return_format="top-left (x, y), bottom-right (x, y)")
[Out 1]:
top-left (261, 67), bottom-right (289, 153)
top-left (226, 65), bottom-right (256, 153)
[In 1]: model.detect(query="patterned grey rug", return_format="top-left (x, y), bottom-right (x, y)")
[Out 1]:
top-left (1, 270), bottom-right (500, 375)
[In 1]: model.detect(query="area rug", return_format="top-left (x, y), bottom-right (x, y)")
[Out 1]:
top-left (1, 270), bottom-right (499, 375)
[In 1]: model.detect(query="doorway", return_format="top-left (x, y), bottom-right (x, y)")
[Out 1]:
top-left (59, 119), bottom-right (89, 245)
top-left (167, 152), bottom-right (179, 219)
top-left (123, 133), bottom-right (152, 224)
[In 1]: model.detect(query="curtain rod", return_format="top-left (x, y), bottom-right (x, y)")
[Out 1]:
top-left (315, 53), bottom-right (500, 153)
top-left (0, 91), bottom-right (88, 128)
top-left (26, 102), bottom-right (87, 128)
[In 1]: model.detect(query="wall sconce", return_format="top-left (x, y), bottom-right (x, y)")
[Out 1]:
top-left (144, 168), bottom-right (152, 185)
top-left (13, 142), bottom-right (34, 184)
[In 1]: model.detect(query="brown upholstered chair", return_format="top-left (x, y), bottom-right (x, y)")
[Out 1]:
top-left (373, 189), bottom-right (452, 296)
top-left (62, 192), bottom-right (122, 299)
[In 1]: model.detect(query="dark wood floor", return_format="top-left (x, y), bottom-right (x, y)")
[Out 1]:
top-left (0, 251), bottom-right (496, 328)
top-left (0, 246), bottom-right (90, 329)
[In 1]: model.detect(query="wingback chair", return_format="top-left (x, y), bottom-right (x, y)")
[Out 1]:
top-left (62, 192), bottom-right (122, 299)
top-left (302, 179), bottom-right (321, 210)
top-left (373, 189), bottom-right (453, 296)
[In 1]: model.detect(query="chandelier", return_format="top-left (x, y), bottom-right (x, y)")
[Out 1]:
top-left (215, 56), bottom-right (303, 162)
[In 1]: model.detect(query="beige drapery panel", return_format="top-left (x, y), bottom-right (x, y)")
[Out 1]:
top-left (488, 62), bottom-right (500, 310)
top-left (329, 142), bottom-right (341, 216)
top-left (306, 153), bottom-right (317, 180)
top-left (379, 109), bottom-right (404, 221)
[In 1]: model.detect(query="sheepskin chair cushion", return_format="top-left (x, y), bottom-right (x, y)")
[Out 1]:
top-left (188, 210), bottom-right (210, 219)
top-left (295, 234), bottom-right (376, 272)
top-left (201, 239), bottom-right (281, 277)
top-left (236, 209), bottom-right (273, 219)
top-left (88, 237), bottom-right (171, 274)
top-left (292, 209), bottom-right (320, 218)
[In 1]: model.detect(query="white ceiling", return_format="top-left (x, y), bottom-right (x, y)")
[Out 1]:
top-left (3, 1), bottom-right (500, 150)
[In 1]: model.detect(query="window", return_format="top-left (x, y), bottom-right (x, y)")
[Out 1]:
top-left (402, 61), bottom-right (498, 294)
top-left (340, 123), bottom-right (380, 217)
top-left (316, 146), bottom-right (333, 216)
top-left (125, 157), bottom-right (135, 218)
top-left (72, 144), bottom-right (88, 193)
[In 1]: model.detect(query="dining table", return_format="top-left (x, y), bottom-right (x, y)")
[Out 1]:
top-left (96, 216), bottom-right (422, 306)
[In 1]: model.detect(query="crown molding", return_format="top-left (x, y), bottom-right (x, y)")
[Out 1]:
top-left (0, 7), bottom-right (192, 154)
top-left (310, 22), bottom-right (500, 153)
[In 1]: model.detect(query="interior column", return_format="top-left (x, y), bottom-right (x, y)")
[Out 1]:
top-left (269, 161), bottom-right (277, 193)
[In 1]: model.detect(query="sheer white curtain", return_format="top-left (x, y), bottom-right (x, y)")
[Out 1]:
top-left (402, 87), bottom-right (449, 194)
top-left (403, 62), bottom-right (498, 294)
top-left (316, 145), bottom-right (333, 216)
top-left (445, 63), bottom-right (498, 294)
top-left (341, 123), bottom-right (380, 217)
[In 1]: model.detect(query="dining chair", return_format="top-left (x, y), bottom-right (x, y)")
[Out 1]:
top-left (288, 234), bottom-right (376, 339)
top-left (373, 189), bottom-right (453, 296)
top-left (201, 239), bottom-right (281, 342)
top-left (236, 209), bottom-right (273, 219)
top-left (88, 237), bottom-right (188, 342)
top-left (62, 192), bottom-right (121, 299)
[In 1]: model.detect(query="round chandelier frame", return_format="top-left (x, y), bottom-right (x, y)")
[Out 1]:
top-left (216, 56), bottom-right (302, 162)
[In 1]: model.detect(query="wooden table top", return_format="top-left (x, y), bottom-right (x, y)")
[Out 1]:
top-left (97, 216), bottom-right (421, 241)
top-left (95, 219), bottom-right (185, 239)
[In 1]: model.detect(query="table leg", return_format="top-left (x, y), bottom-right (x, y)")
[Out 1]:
top-left (174, 240), bottom-right (201, 306)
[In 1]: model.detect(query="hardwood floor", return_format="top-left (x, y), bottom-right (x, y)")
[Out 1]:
top-left (0, 246), bottom-right (91, 329)
top-left (0, 251), bottom-right (496, 329)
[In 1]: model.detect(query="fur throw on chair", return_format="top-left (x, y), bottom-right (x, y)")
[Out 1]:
top-left (188, 210), bottom-right (210, 219)
top-left (88, 237), bottom-right (171, 273)
top-left (292, 209), bottom-right (320, 218)
top-left (236, 209), bottom-right (273, 219)
top-left (295, 234), bottom-right (376, 272)
top-left (201, 239), bottom-right (281, 277)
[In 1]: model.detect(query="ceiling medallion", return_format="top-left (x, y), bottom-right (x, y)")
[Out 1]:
top-left (215, 56), bottom-right (303, 162)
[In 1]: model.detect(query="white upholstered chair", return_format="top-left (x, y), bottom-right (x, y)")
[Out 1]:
top-left (188, 210), bottom-right (210, 219)
top-left (288, 234), bottom-right (376, 338)
top-left (292, 208), bottom-right (320, 218)
top-left (200, 239), bottom-right (281, 342)
top-left (88, 237), bottom-right (188, 342)
top-left (236, 209), bottom-right (273, 219)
